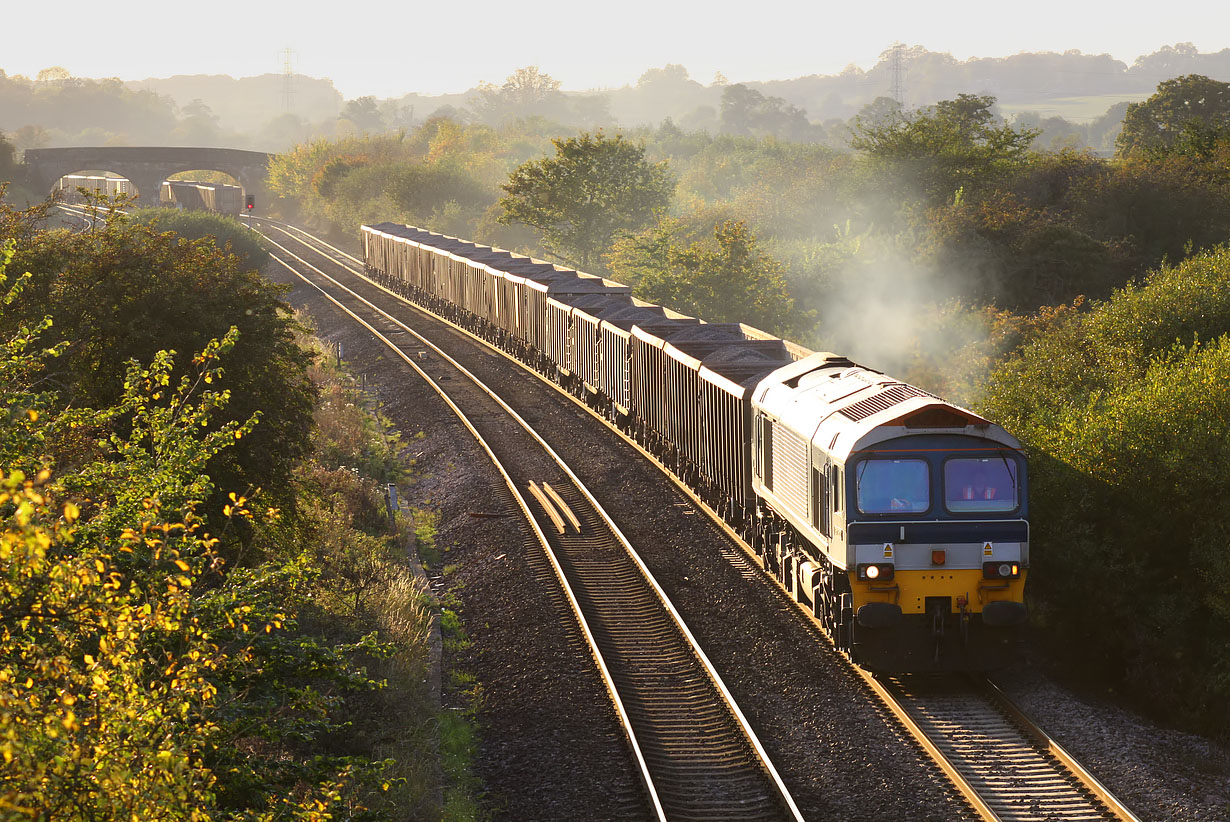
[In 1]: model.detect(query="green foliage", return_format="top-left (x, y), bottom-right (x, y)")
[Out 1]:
top-left (0, 258), bottom-right (245, 817)
top-left (470, 66), bottom-right (609, 130)
top-left (719, 84), bottom-right (817, 142)
top-left (0, 202), bottom-right (314, 542)
top-left (0, 133), bottom-right (21, 187)
top-left (0, 235), bottom-right (441, 818)
top-left (132, 207), bottom-right (268, 270)
top-left (341, 96), bottom-right (385, 133)
top-left (282, 91), bottom-right (1230, 414)
top-left (1116, 74), bottom-right (1230, 158)
top-left (850, 93), bottom-right (1039, 207)
top-left (265, 126), bottom-right (544, 243)
top-left (981, 246), bottom-right (1230, 731)
top-left (436, 599), bottom-right (484, 822)
top-left (499, 131), bottom-right (674, 269)
top-left (613, 219), bottom-right (798, 336)
top-left (0, 72), bottom-right (179, 148)
top-left (922, 189), bottom-right (1117, 310)
top-left (0, 471), bottom-right (222, 821)
top-left (471, 66), bottom-right (563, 125)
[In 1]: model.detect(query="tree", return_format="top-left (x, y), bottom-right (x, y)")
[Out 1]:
top-left (720, 84), bottom-right (815, 141)
top-left (498, 65), bottom-right (561, 106)
top-left (638, 64), bottom-right (691, 88)
top-left (35, 66), bottom-right (70, 84)
top-left (172, 98), bottom-right (220, 144)
top-left (854, 96), bottom-right (905, 127)
top-left (1116, 74), bottom-right (1230, 157)
top-left (499, 131), bottom-right (673, 269)
top-left (470, 66), bottom-right (565, 124)
top-left (612, 219), bottom-right (797, 336)
top-left (0, 250), bottom-right (400, 818)
top-left (0, 132), bottom-right (19, 187)
top-left (341, 96), bottom-right (385, 132)
top-left (12, 124), bottom-right (51, 151)
top-left (0, 204), bottom-right (315, 545)
top-left (849, 93), bottom-right (1038, 206)
top-left (980, 245), bottom-right (1230, 733)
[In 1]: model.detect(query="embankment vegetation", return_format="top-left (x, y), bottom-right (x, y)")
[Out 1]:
top-left (983, 246), bottom-right (1230, 731)
top-left (0, 205), bottom-right (447, 818)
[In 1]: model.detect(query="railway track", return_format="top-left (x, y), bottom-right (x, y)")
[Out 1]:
top-left (865, 673), bottom-right (1141, 822)
top-left (254, 219), bottom-right (803, 822)
top-left (255, 217), bottom-right (1143, 822)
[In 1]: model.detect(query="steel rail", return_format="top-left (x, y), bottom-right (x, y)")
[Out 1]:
top-left (261, 237), bottom-right (668, 821)
top-left (870, 673), bottom-right (1139, 822)
top-left (259, 226), bottom-right (805, 821)
top-left (982, 679), bottom-right (1142, 822)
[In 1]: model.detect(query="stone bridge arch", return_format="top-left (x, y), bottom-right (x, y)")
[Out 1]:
top-left (24, 146), bottom-right (273, 207)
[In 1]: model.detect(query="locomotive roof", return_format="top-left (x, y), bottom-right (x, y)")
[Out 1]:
top-left (754, 352), bottom-right (1021, 460)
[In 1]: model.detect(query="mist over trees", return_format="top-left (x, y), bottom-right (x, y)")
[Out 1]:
top-left (6, 43), bottom-right (1230, 157)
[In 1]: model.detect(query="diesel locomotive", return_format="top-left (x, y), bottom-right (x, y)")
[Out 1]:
top-left (362, 221), bottom-right (1028, 672)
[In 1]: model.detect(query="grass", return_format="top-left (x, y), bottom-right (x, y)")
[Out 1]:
top-left (413, 508), bottom-right (443, 568)
top-left (440, 710), bottom-right (484, 822)
top-left (999, 93), bottom-right (1152, 123)
top-left (439, 593), bottom-right (486, 822)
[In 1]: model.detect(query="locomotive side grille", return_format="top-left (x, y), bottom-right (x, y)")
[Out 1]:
top-left (769, 424), bottom-right (810, 517)
top-left (838, 384), bottom-right (933, 421)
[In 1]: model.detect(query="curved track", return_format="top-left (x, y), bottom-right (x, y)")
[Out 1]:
top-left (255, 219), bottom-right (803, 822)
top-left (254, 217), bottom-right (1142, 822)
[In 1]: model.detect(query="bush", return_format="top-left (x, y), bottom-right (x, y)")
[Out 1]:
top-left (1, 202), bottom-right (313, 545)
top-left (0, 237), bottom-right (440, 818)
top-left (132, 207), bottom-right (268, 270)
top-left (981, 246), bottom-right (1230, 731)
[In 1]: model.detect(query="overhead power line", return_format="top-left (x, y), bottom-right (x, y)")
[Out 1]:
top-left (280, 47), bottom-right (296, 113)
top-left (888, 42), bottom-right (907, 108)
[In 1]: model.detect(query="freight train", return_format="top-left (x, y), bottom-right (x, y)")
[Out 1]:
top-left (56, 175), bottom-right (244, 214)
top-left (160, 180), bottom-right (243, 213)
top-left (57, 174), bottom-right (132, 201)
top-left (362, 222), bottom-right (1029, 672)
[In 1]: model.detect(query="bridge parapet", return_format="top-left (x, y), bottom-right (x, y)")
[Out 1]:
top-left (24, 146), bottom-right (273, 206)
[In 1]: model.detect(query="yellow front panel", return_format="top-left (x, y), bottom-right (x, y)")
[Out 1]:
top-left (852, 569), bottom-right (1027, 614)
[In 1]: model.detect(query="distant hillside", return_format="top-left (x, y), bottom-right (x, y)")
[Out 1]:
top-left (6, 43), bottom-right (1230, 153)
top-left (746, 44), bottom-right (1230, 122)
top-left (397, 43), bottom-right (1230, 129)
top-left (126, 73), bottom-right (344, 131)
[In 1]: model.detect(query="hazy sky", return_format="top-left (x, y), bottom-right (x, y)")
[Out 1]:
top-left (8, 0), bottom-right (1227, 98)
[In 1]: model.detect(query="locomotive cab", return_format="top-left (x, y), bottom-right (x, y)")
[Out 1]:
top-left (752, 353), bottom-right (1029, 672)
top-left (845, 435), bottom-right (1029, 671)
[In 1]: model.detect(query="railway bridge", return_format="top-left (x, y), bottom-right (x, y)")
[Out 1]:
top-left (23, 146), bottom-right (273, 205)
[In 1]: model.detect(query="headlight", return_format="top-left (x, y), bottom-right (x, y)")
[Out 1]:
top-left (983, 561), bottom-right (1021, 579)
top-left (857, 563), bottom-right (895, 581)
